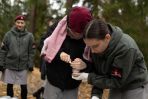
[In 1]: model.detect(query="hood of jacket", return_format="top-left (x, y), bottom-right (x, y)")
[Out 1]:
top-left (11, 26), bottom-right (28, 37)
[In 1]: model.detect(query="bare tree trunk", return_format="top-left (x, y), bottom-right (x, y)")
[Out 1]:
top-left (66, 0), bottom-right (73, 13)
top-left (29, 4), bottom-right (37, 34)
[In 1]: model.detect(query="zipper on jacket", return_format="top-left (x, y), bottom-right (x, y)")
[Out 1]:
top-left (18, 33), bottom-right (20, 70)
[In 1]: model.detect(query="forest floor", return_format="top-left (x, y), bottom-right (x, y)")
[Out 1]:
top-left (0, 68), bottom-right (109, 99)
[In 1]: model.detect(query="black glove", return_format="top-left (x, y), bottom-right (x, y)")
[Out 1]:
top-left (0, 66), bottom-right (5, 72)
top-left (29, 67), bottom-right (34, 72)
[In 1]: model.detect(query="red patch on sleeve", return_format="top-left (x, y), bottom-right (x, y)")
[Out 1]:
top-left (111, 68), bottom-right (122, 78)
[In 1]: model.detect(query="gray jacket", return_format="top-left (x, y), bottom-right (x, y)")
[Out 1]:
top-left (0, 27), bottom-right (35, 70)
top-left (88, 25), bottom-right (148, 98)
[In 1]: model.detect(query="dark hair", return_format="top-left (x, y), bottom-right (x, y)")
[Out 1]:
top-left (83, 19), bottom-right (110, 40)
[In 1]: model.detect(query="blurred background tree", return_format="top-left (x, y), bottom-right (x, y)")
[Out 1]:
top-left (0, 0), bottom-right (147, 66)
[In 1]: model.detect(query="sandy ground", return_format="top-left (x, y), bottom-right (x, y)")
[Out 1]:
top-left (0, 68), bottom-right (109, 99)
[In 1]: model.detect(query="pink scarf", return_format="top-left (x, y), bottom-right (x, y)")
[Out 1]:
top-left (41, 16), bottom-right (67, 63)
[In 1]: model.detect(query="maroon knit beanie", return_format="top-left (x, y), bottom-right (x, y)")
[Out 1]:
top-left (68, 6), bottom-right (93, 34)
top-left (15, 15), bottom-right (25, 21)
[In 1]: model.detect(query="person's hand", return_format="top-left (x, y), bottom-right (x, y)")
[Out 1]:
top-left (72, 72), bottom-right (88, 82)
top-left (72, 68), bottom-right (80, 73)
top-left (91, 96), bottom-right (100, 99)
top-left (60, 52), bottom-right (71, 63)
top-left (29, 67), bottom-right (34, 72)
top-left (70, 58), bottom-right (86, 70)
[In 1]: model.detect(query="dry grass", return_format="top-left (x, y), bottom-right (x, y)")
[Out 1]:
top-left (0, 68), bottom-right (109, 99)
top-left (78, 82), bottom-right (109, 99)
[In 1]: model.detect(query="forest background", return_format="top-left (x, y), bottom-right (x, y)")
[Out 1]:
top-left (0, 0), bottom-right (148, 67)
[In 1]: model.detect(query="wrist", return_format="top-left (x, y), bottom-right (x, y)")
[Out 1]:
top-left (81, 73), bottom-right (89, 82)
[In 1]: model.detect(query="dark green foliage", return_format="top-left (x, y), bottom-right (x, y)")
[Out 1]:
top-left (102, 0), bottom-right (148, 65)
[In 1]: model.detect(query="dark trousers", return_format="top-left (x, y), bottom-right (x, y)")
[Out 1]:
top-left (7, 84), bottom-right (27, 99)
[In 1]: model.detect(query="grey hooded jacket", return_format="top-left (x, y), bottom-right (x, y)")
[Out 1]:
top-left (88, 24), bottom-right (148, 98)
top-left (0, 27), bottom-right (35, 70)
